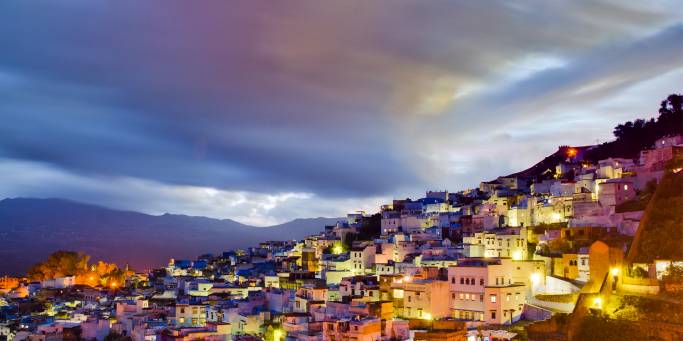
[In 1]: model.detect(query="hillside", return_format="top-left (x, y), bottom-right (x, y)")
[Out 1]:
top-left (628, 168), bottom-right (683, 264)
top-left (0, 198), bottom-right (341, 275)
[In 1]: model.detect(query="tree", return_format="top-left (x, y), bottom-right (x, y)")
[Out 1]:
top-left (586, 93), bottom-right (683, 162)
top-left (27, 251), bottom-right (90, 281)
top-left (27, 250), bottom-right (130, 287)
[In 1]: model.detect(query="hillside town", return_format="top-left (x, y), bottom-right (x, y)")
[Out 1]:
top-left (1, 128), bottom-right (682, 341)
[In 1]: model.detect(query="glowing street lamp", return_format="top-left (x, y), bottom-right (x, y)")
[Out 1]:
top-left (593, 296), bottom-right (603, 310)
top-left (273, 329), bottom-right (284, 341)
top-left (332, 244), bottom-right (344, 255)
top-left (610, 267), bottom-right (620, 276)
top-left (530, 273), bottom-right (541, 285)
top-left (512, 250), bottom-right (523, 261)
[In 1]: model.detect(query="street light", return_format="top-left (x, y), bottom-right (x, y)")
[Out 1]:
top-left (610, 267), bottom-right (619, 276)
top-left (273, 329), bottom-right (284, 341)
top-left (593, 296), bottom-right (603, 310)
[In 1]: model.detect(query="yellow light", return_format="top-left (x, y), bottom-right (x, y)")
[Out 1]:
top-left (403, 275), bottom-right (412, 282)
top-left (530, 273), bottom-right (541, 284)
top-left (512, 250), bottom-right (523, 261)
top-left (593, 296), bottom-right (603, 310)
top-left (423, 312), bottom-right (432, 321)
top-left (610, 267), bottom-right (619, 276)
top-left (110, 282), bottom-right (117, 288)
top-left (273, 329), bottom-right (284, 341)
top-left (332, 245), bottom-right (343, 255)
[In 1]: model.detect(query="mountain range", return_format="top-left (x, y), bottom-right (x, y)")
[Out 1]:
top-left (0, 198), bottom-right (341, 276)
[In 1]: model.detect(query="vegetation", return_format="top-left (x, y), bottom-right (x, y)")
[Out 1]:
top-left (664, 264), bottom-right (683, 282)
top-left (27, 250), bottom-right (129, 287)
top-left (634, 170), bottom-right (683, 263)
top-left (27, 251), bottom-right (90, 280)
top-left (531, 222), bottom-right (567, 235)
top-left (104, 331), bottom-right (132, 341)
top-left (357, 213), bottom-right (381, 240)
top-left (342, 213), bottom-right (382, 247)
top-left (584, 94), bottom-right (683, 162)
top-left (610, 295), bottom-right (683, 325)
top-left (574, 315), bottom-right (647, 341)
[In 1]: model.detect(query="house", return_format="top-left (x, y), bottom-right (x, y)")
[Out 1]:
top-left (447, 258), bottom-right (539, 325)
top-left (598, 179), bottom-right (635, 209)
top-left (392, 279), bottom-right (450, 320)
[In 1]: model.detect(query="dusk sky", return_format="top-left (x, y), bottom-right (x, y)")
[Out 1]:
top-left (1, 1), bottom-right (682, 226)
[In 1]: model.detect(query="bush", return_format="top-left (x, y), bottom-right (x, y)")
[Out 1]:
top-left (575, 316), bottom-right (646, 341)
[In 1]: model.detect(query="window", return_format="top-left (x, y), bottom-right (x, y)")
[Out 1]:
top-left (506, 293), bottom-right (511, 301)
top-left (471, 278), bottom-right (476, 285)
top-left (465, 293), bottom-right (470, 300)
top-left (480, 295), bottom-right (484, 302)
top-left (451, 277), bottom-right (455, 284)
top-left (490, 294), bottom-right (497, 303)
top-left (460, 277), bottom-right (464, 284)
top-left (459, 293), bottom-right (464, 300)
top-left (515, 293), bottom-right (520, 301)
top-left (480, 278), bottom-right (484, 285)
top-left (491, 311), bottom-right (496, 319)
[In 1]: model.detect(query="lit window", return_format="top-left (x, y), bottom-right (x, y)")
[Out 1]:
top-left (490, 295), bottom-right (497, 303)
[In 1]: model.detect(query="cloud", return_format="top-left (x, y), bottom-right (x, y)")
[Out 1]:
top-left (0, 1), bottom-right (682, 220)
top-left (0, 158), bottom-right (388, 226)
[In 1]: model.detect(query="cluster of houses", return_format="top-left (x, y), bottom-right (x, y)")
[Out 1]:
top-left (0, 135), bottom-right (681, 341)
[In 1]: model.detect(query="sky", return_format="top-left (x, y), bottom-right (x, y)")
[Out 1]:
top-left (1, 1), bottom-right (682, 226)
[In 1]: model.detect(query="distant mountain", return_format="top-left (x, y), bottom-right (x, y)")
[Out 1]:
top-left (0, 198), bottom-right (342, 275)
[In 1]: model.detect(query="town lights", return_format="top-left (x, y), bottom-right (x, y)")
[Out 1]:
top-left (423, 313), bottom-right (433, 321)
top-left (332, 245), bottom-right (343, 255)
top-left (403, 275), bottom-right (412, 282)
top-left (567, 148), bottom-right (577, 158)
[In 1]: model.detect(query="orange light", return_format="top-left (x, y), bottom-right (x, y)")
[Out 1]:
top-left (567, 148), bottom-right (577, 157)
